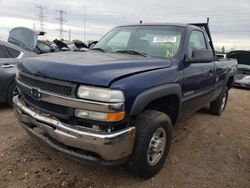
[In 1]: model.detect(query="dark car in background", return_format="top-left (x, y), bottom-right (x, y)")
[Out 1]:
top-left (0, 40), bottom-right (36, 105)
top-left (53, 39), bottom-right (71, 51)
top-left (53, 39), bottom-right (89, 52)
top-left (227, 50), bottom-right (250, 89)
top-left (0, 27), bottom-right (57, 106)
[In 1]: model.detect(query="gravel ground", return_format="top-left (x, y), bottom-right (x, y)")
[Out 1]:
top-left (0, 89), bottom-right (249, 188)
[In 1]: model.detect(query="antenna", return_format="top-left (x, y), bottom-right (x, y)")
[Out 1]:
top-left (84, 6), bottom-right (87, 43)
top-left (68, 28), bottom-right (71, 42)
top-left (55, 9), bottom-right (67, 40)
top-left (33, 23), bottom-right (36, 31)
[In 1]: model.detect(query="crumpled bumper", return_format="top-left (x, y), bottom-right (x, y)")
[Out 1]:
top-left (13, 96), bottom-right (136, 166)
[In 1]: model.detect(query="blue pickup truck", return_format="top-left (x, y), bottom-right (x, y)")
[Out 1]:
top-left (14, 23), bottom-right (237, 178)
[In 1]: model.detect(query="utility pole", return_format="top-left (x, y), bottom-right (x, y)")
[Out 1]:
top-left (68, 28), bottom-right (71, 42)
top-left (35, 4), bottom-right (47, 32)
top-left (33, 23), bottom-right (36, 31)
top-left (55, 10), bottom-right (67, 40)
top-left (84, 6), bottom-right (87, 43)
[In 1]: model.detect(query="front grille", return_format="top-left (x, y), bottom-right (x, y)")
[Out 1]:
top-left (19, 72), bottom-right (77, 97)
top-left (23, 93), bottom-right (72, 119)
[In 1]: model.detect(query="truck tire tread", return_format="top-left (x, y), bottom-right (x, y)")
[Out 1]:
top-left (127, 110), bottom-right (172, 179)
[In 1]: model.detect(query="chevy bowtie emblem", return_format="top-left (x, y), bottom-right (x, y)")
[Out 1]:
top-left (29, 88), bottom-right (43, 100)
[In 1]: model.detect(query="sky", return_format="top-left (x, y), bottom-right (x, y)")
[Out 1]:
top-left (0, 0), bottom-right (250, 51)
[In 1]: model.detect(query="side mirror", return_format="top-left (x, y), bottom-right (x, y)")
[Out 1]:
top-left (188, 49), bottom-right (214, 63)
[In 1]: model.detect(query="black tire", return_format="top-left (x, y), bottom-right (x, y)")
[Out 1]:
top-left (127, 110), bottom-right (173, 179)
top-left (210, 87), bottom-right (228, 115)
top-left (6, 82), bottom-right (18, 107)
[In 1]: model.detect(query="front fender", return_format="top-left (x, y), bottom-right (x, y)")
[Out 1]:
top-left (129, 83), bottom-right (182, 115)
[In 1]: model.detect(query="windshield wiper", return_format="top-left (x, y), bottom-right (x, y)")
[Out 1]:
top-left (114, 50), bottom-right (149, 57)
top-left (91, 48), bottom-right (109, 53)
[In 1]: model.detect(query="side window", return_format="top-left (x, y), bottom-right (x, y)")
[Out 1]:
top-left (5, 46), bottom-right (21, 58)
top-left (37, 42), bottom-right (53, 53)
top-left (0, 45), bottom-right (10, 58)
top-left (106, 31), bottom-right (131, 50)
top-left (188, 31), bottom-right (207, 58)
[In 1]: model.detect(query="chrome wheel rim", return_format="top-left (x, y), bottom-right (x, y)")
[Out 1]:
top-left (220, 93), bottom-right (227, 111)
top-left (147, 127), bottom-right (167, 166)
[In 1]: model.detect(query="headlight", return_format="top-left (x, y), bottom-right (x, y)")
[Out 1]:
top-left (77, 85), bottom-right (125, 102)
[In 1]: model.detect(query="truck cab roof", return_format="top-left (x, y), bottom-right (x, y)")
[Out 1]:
top-left (116, 23), bottom-right (204, 29)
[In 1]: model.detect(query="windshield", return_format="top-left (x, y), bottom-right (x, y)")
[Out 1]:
top-left (94, 25), bottom-right (185, 59)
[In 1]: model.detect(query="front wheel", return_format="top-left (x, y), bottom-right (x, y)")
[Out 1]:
top-left (7, 82), bottom-right (19, 107)
top-left (210, 87), bottom-right (228, 115)
top-left (128, 110), bottom-right (173, 179)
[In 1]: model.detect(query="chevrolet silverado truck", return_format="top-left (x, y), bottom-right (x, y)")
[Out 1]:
top-left (14, 23), bottom-right (237, 178)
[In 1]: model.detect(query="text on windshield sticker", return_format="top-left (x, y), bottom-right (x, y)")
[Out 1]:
top-left (153, 36), bottom-right (177, 43)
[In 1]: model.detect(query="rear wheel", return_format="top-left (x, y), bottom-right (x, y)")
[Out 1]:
top-left (210, 87), bottom-right (228, 115)
top-left (128, 110), bottom-right (173, 179)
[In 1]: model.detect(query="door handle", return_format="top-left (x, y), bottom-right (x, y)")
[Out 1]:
top-left (1, 64), bottom-right (15, 68)
top-left (208, 70), bottom-right (213, 77)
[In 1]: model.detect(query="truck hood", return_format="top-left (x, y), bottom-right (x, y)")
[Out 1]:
top-left (8, 27), bottom-right (38, 51)
top-left (19, 51), bottom-right (172, 87)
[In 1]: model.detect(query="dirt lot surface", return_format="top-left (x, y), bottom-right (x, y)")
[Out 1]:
top-left (0, 89), bottom-right (249, 188)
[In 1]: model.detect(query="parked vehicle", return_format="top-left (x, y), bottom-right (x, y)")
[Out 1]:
top-left (0, 40), bottom-right (36, 106)
top-left (53, 39), bottom-right (89, 52)
top-left (88, 40), bottom-right (98, 48)
top-left (70, 40), bottom-right (89, 51)
top-left (35, 40), bottom-right (55, 54)
top-left (53, 39), bottom-right (71, 51)
top-left (14, 23), bottom-right (237, 178)
top-left (227, 50), bottom-right (250, 89)
top-left (0, 27), bottom-right (58, 106)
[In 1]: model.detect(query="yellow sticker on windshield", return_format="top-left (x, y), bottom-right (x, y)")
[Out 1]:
top-left (166, 50), bottom-right (174, 58)
top-left (165, 43), bottom-right (175, 58)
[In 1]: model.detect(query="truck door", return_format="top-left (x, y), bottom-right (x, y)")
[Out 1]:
top-left (182, 30), bottom-right (215, 114)
top-left (0, 44), bottom-right (20, 102)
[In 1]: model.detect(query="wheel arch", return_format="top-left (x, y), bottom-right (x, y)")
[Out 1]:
top-left (224, 71), bottom-right (235, 90)
top-left (226, 75), bottom-right (234, 89)
top-left (129, 84), bottom-right (182, 124)
top-left (5, 78), bottom-right (16, 101)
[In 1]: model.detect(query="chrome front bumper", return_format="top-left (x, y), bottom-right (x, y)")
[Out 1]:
top-left (13, 96), bottom-right (136, 165)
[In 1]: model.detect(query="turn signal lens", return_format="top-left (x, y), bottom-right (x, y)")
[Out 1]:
top-left (75, 109), bottom-right (125, 122)
top-left (107, 112), bottom-right (125, 122)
